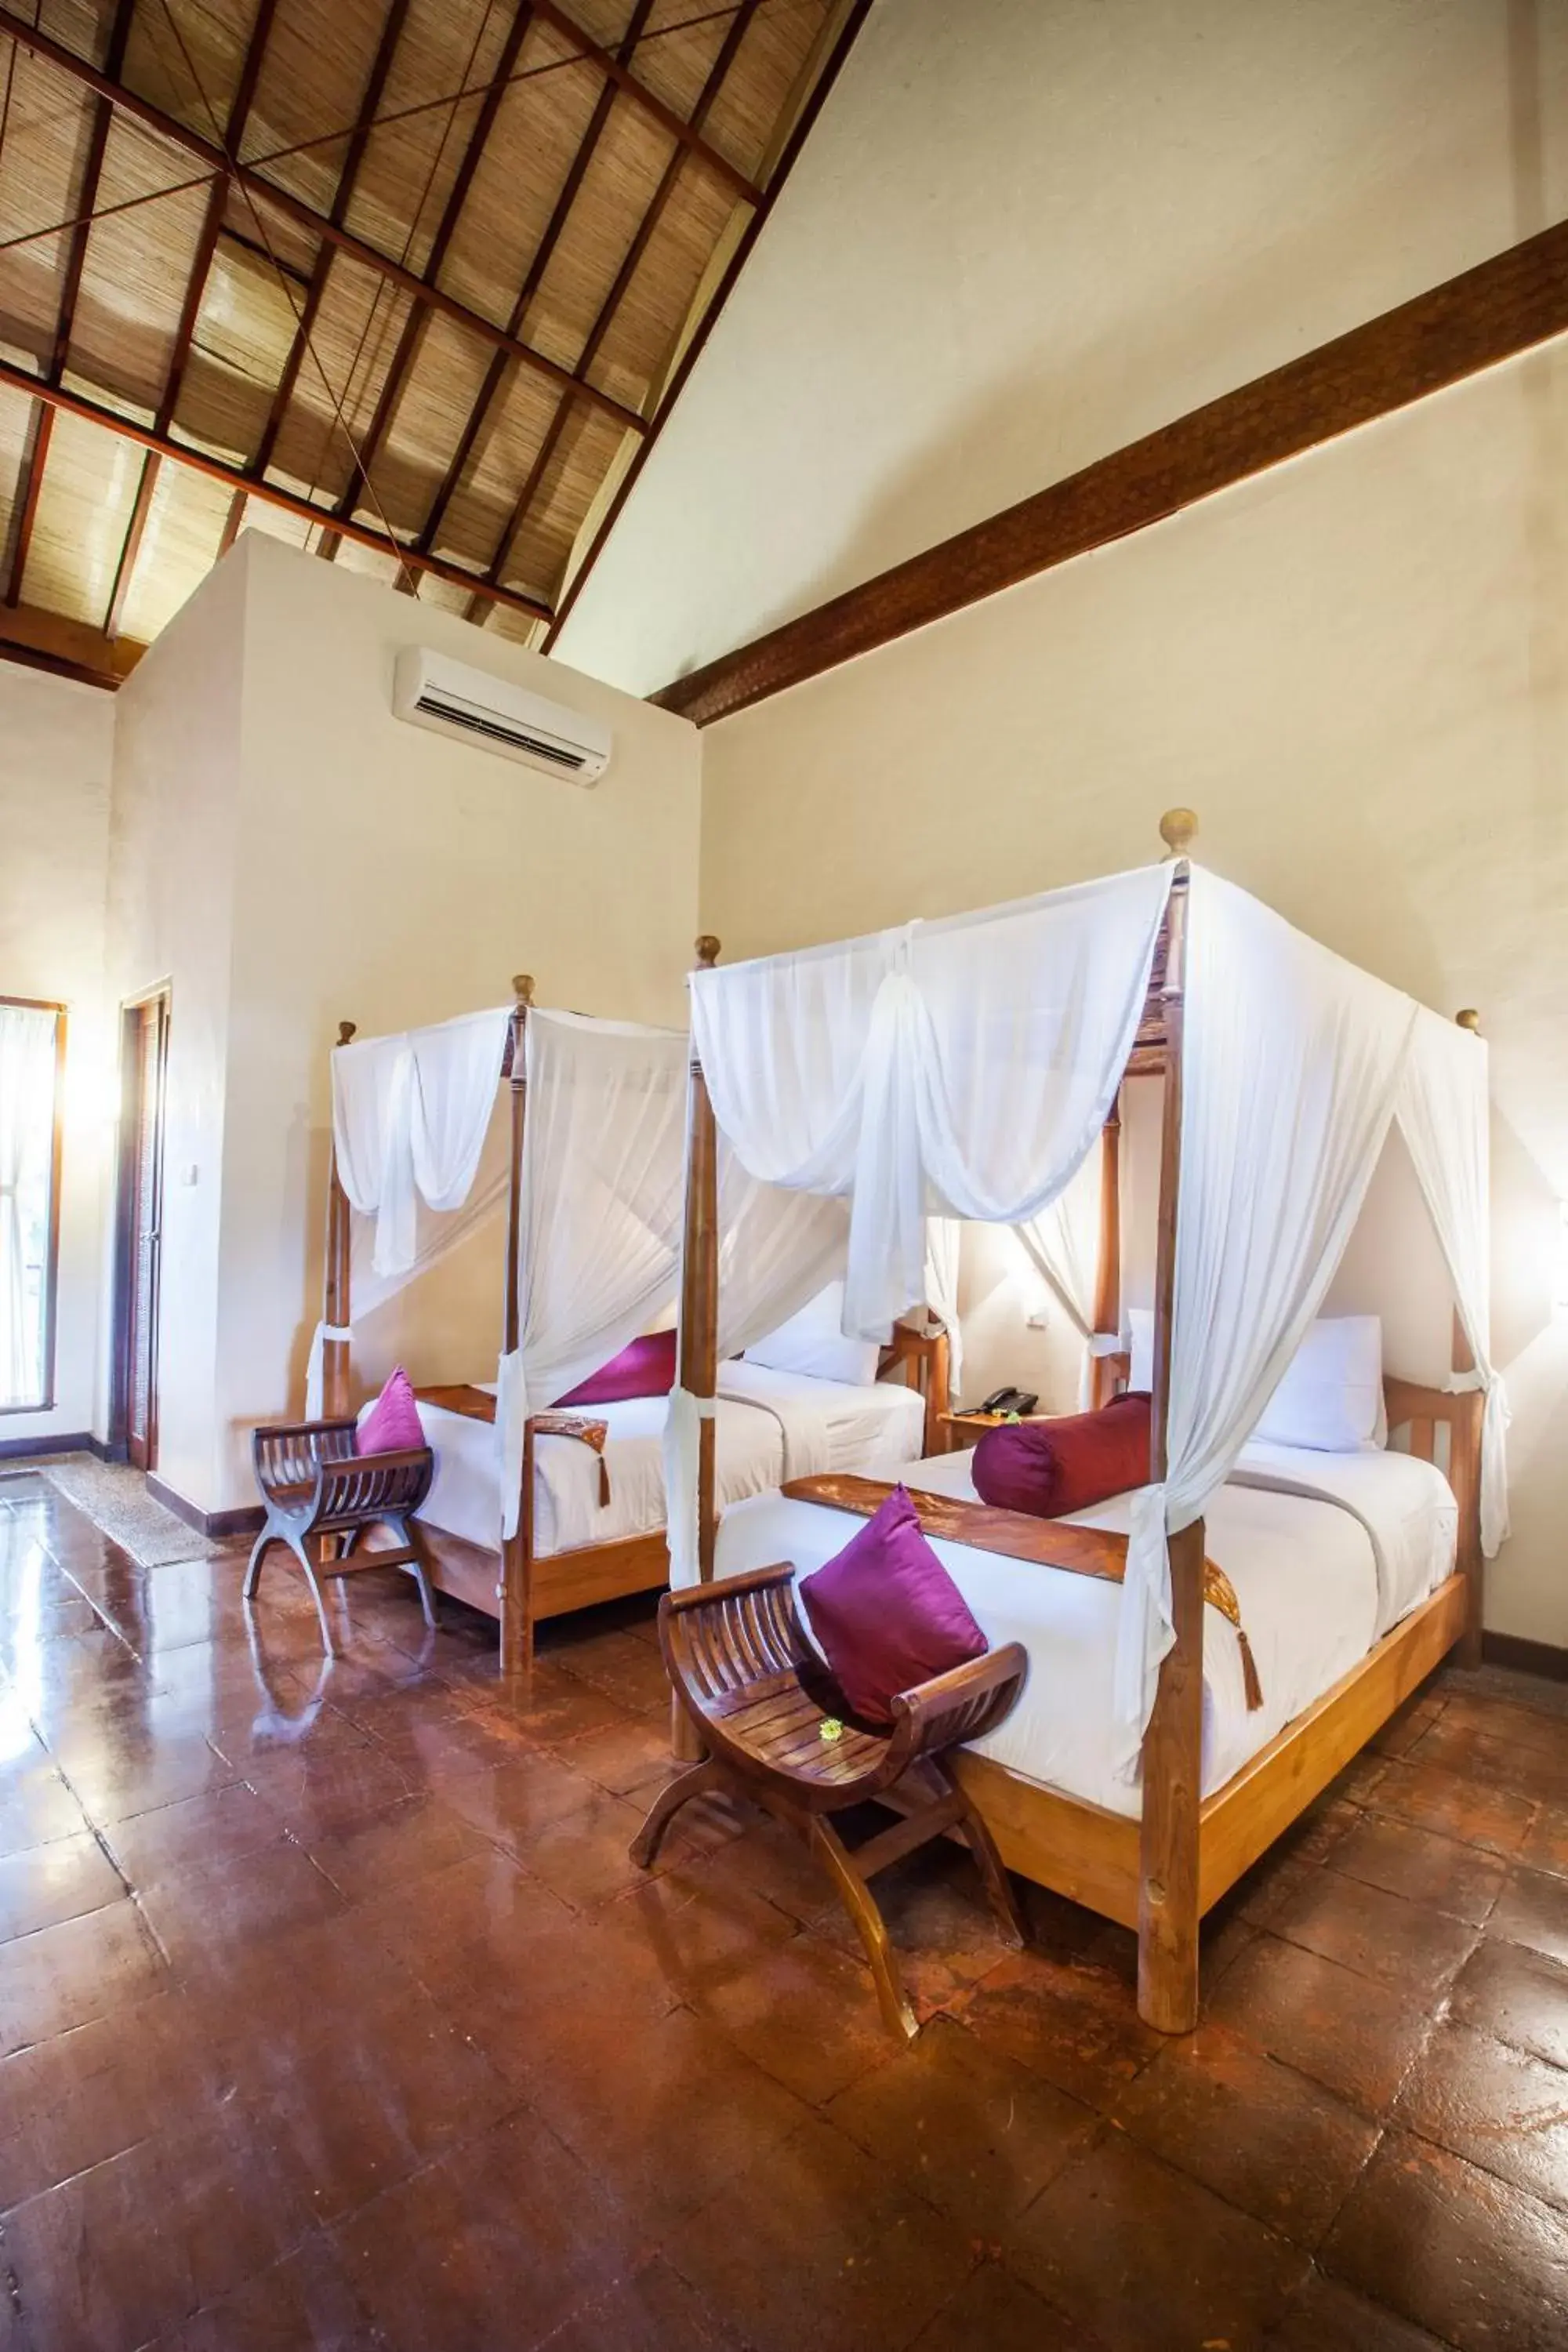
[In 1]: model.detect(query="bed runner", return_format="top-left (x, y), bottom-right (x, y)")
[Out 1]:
top-left (781, 1474), bottom-right (1263, 1710)
top-left (414, 1386), bottom-right (612, 1504)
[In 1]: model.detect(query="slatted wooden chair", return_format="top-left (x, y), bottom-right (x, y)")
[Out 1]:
top-left (245, 1417), bottom-right (436, 1654)
top-left (631, 1561), bottom-right (1029, 2039)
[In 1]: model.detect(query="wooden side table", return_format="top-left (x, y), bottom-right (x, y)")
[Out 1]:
top-left (937, 1409), bottom-right (1048, 1453)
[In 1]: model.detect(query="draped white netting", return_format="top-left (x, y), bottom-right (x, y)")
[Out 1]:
top-left (1012, 1147), bottom-right (1116, 1407)
top-left (681, 859), bottom-right (1511, 1771)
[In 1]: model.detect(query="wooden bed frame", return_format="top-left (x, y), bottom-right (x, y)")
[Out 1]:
top-left (675, 811), bottom-right (1486, 2031)
top-left (318, 962), bottom-right (952, 1677)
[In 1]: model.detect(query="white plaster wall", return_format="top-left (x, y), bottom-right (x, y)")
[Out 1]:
top-left (557, 0), bottom-right (1568, 696)
top-left (106, 555), bottom-right (247, 1507)
top-left (205, 533), bottom-right (704, 1510)
top-left (699, 350), bottom-right (1568, 1646)
top-left (0, 666), bottom-right (114, 1448)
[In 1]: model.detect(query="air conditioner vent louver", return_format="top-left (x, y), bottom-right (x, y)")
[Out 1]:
top-left (393, 647), bottom-right (612, 784)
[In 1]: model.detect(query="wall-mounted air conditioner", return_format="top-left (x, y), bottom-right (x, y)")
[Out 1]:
top-left (392, 646), bottom-right (612, 785)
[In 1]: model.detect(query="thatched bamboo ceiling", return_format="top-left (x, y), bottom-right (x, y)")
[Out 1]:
top-left (0, 0), bottom-right (865, 688)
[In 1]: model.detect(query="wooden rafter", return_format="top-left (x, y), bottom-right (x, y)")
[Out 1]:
top-left (474, 0), bottom-right (765, 614)
top-left (523, 0), bottom-right (760, 205)
top-left (412, 0), bottom-right (660, 571)
top-left (650, 211), bottom-right (1568, 725)
top-left (0, 5), bottom-right (648, 437)
top-left (3, 404), bottom-right (52, 608)
top-left (0, 357), bottom-right (555, 621)
top-left (544, 0), bottom-right (873, 650)
top-left (319, 0), bottom-right (538, 563)
top-left (0, 600), bottom-right (143, 688)
top-left (106, 0), bottom-right (284, 640)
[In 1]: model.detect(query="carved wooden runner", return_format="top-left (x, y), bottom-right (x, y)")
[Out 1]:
top-left (414, 1387), bottom-right (612, 1504)
top-left (782, 1474), bottom-right (1262, 1710)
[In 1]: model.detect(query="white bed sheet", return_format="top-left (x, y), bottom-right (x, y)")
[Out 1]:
top-left (397, 1367), bottom-right (924, 1559)
top-left (711, 1443), bottom-right (1457, 1820)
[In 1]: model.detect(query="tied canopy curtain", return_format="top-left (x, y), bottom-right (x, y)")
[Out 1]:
top-left (1396, 1008), bottom-right (1510, 1557)
top-left (689, 865), bottom-right (1175, 1343)
top-left (332, 1007), bottom-right (513, 1277)
top-left (1013, 1149), bottom-right (1111, 1406)
top-left (922, 1218), bottom-right (964, 1399)
top-left (1112, 871), bottom-right (1419, 1773)
top-left (498, 1012), bottom-right (689, 1538)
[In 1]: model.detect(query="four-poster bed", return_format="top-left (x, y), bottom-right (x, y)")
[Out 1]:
top-left (307, 963), bottom-right (944, 1675)
top-left (664, 812), bottom-right (1504, 2033)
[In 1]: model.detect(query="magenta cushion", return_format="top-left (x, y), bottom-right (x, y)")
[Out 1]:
top-left (558, 1329), bottom-right (678, 1407)
top-left (972, 1392), bottom-right (1151, 1519)
top-left (800, 1484), bottom-right (988, 1727)
top-left (356, 1366), bottom-right (425, 1455)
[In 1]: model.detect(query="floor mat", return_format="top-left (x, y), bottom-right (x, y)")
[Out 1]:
top-left (27, 1454), bottom-right (216, 1565)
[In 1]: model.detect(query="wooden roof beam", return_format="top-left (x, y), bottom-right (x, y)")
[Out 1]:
top-left (412, 0), bottom-right (659, 568)
top-left (472, 0), bottom-right (764, 615)
top-left (105, 0), bottom-right (285, 641)
top-left (0, 600), bottom-right (144, 688)
top-left (3, 404), bottom-right (52, 608)
top-left (523, 0), bottom-right (760, 205)
top-left (319, 0), bottom-right (537, 561)
top-left (649, 211), bottom-right (1568, 724)
top-left (0, 5), bottom-right (647, 437)
top-left (0, 356), bottom-right (555, 622)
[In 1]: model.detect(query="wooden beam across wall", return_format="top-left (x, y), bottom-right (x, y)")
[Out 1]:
top-left (651, 215), bottom-right (1568, 727)
top-left (0, 602), bottom-right (144, 689)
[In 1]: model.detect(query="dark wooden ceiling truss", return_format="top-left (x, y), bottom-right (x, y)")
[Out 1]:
top-left (0, 0), bottom-right (868, 685)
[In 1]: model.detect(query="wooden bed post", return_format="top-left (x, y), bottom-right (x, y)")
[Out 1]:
top-left (1138, 811), bottom-right (1205, 2036)
top-left (1453, 1007), bottom-right (1486, 1668)
top-left (499, 974), bottom-right (535, 1680)
top-left (673, 935), bottom-right (721, 1761)
top-left (322, 1020), bottom-right (356, 1418)
top-left (1091, 1093), bottom-right (1122, 1406)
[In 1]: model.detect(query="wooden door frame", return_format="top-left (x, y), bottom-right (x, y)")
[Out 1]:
top-left (0, 995), bottom-right (67, 1417)
top-left (109, 984), bottom-right (170, 1468)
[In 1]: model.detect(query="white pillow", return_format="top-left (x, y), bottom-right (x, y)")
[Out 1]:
top-left (1126, 1308), bottom-right (1384, 1454)
top-left (745, 1281), bottom-right (880, 1388)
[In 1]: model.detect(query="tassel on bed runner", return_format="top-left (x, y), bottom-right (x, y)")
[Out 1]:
top-left (782, 1473), bottom-right (1265, 1713)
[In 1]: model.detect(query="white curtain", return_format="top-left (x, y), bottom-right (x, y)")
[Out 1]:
top-left (690, 865), bottom-right (1174, 1341)
top-left (498, 1012), bottom-right (689, 1537)
top-left (1013, 1146), bottom-right (1114, 1406)
top-left (1396, 1007), bottom-right (1510, 1556)
top-left (922, 1218), bottom-right (964, 1400)
top-left (1112, 870), bottom-right (1420, 1771)
top-left (0, 1004), bottom-right (58, 1410)
top-left (331, 1006), bottom-right (511, 1278)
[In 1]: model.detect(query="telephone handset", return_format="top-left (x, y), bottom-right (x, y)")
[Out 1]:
top-left (977, 1386), bottom-right (1040, 1417)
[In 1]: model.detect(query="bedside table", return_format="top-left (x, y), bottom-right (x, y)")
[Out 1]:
top-left (937, 1410), bottom-right (1047, 1453)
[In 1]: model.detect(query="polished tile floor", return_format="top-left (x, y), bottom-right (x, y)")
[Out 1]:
top-left (2, 1471), bottom-right (1566, 2350)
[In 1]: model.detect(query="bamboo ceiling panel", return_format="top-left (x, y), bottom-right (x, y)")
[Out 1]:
top-left (0, 0), bottom-right (863, 681)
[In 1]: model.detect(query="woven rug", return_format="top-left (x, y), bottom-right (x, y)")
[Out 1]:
top-left (29, 1454), bottom-right (216, 1566)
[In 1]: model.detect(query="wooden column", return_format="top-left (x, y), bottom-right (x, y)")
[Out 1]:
top-left (673, 935), bottom-right (720, 1761)
top-left (1138, 812), bottom-right (1205, 2035)
top-left (1091, 1093), bottom-right (1123, 1406)
top-left (499, 975), bottom-right (535, 1680)
top-left (321, 1019), bottom-right (356, 1417)
top-left (1454, 1007), bottom-right (1486, 1667)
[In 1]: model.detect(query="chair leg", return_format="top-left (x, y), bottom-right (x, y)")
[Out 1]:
top-left (630, 1758), bottom-right (724, 1869)
top-left (287, 1535), bottom-right (337, 1657)
top-left (242, 1526), bottom-right (276, 1600)
top-left (947, 1766), bottom-right (1026, 1950)
top-left (808, 1814), bottom-right (919, 2042)
top-left (390, 1516), bottom-right (438, 1629)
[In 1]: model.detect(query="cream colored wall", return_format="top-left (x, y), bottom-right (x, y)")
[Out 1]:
top-left (557, 0), bottom-right (1568, 697)
top-left (0, 666), bottom-right (114, 1448)
top-left (205, 532), bottom-right (703, 1510)
top-left (106, 554), bottom-right (247, 1506)
top-left (699, 350), bottom-right (1568, 1646)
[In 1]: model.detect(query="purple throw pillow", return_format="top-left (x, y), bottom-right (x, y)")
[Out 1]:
top-left (972, 1391), bottom-right (1151, 1519)
top-left (356, 1365), bottom-right (425, 1455)
top-left (800, 1484), bottom-right (987, 1727)
top-left (558, 1328), bottom-right (677, 1408)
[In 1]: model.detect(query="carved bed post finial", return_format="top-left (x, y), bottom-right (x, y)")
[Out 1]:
top-left (513, 973), bottom-right (535, 1007)
top-left (1456, 1008), bottom-right (1481, 1033)
top-left (695, 935), bottom-right (720, 969)
top-left (1158, 808), bottom-right (1198, 860)
top-left (336, 1020), bottom-right (357, 1047)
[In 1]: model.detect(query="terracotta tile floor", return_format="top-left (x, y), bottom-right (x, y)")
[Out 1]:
top-left (2, 1475), bottom-right (1567, 2350)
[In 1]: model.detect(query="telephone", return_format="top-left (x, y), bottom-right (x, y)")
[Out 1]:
top-left (977, 1386), bottom-right (1040, 1417)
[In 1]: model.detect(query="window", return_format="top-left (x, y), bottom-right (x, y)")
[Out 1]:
top-left (0, 999), bottom-right (66, 1413)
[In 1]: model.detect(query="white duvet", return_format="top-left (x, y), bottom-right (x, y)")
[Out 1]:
top-left (395, 1368), bottom-right (927, 1559)
top-left (710, 1439), bottom-right (1457, 1820)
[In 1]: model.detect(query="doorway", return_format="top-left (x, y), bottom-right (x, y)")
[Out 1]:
top-left (113, 989), bottom-right (169, 1472)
